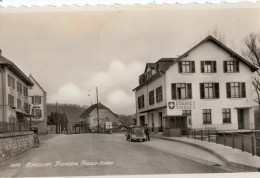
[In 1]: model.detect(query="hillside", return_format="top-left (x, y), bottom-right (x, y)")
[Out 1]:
top-left (47, 103), bottom-right (87, 123)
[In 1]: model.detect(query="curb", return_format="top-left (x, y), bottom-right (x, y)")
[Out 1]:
top-left (151, 135), bottom-right (259, 172)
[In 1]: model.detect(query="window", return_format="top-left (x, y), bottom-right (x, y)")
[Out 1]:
top-left (178, 61), bottom-right (195, 73)
top-left (8, 75), bottom-right (15, 89)
top-left (200, 83), bottom-right (219, 99)
top-left (224, 61), bottom-right (239, 73)
top-left (172, 83), bottom-right (192, 99)
top-left (32, 108), bottom-right (42, 118)
top-left (155, 64), bottom-right (159, 72)
top-left (149, 90), bottom-right (155, 105)
top-left (201, 61), bottom-right (216, 73)
top-left (156, 86), bottom-right (163, 103)
top-left (138, 95), bottom-right (145, 109)
top-left (203, 109), bottom-right (211, 124)
top-left (32, 96), bottom-right (42, 104)
top-left (226, 82), bottom-right (246, 98)
top-left (23, 86), bottom-right (28, 97)
top-left (182, 110), bottom-right (192, 126)
top-left (8, 94), bottom-right (14, 107)
top-left (24, 102), bottom-right (30, 113)
top-left (17, 99), bottom-right (22, 109)
top-left (147, 70), bottom-right (152, 79)
top-left (17, 81), bottom-right (22, 94)
top-left (139, 74), bottom-right (146, 85)
top-left (223, 108), bottom-right (231, 123)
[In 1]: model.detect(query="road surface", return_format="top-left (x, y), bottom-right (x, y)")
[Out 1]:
top-left (0, 133), bottom-right (242, 177)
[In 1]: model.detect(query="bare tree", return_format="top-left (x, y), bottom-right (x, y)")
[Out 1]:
top-left (243, 33), bottom-right (260, 108)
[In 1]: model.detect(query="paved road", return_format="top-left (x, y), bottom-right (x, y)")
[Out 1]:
top-left (0, 133), bottom-right (240, 177)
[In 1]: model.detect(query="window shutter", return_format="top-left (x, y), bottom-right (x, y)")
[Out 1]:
top-left (200, 83), bottom-right (205, 99)
top-left (235, 61), bottom-right (239, 72)
top-left (178, 61), bottom-right (182, 73)
top-left (226, 83), bottom-right (231, 98)
top-left (213, 61), bottom-right (217, 73)
top-left (191, 61), bottom-right (195, 73)
top-left (241, 82), bottom-right (246, 98)
top-left (171, 83), bottom-right (176, 100)
top-left (214, 83), bottom-right (219, 98)
top-left (223, 61), bottom-right (227, 73)
top-left (32, 97), bottom-right (35, 104)
top-left (201, 61), bottom-right (204, 73)
top-left (187, 83), bottom-right (192, 99)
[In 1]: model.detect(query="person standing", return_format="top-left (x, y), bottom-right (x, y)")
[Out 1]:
top-left (144, 124), bottom-right (150, 141)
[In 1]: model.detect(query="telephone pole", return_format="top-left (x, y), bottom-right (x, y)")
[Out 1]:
top-left (96, 87), bottom-right (100, 133)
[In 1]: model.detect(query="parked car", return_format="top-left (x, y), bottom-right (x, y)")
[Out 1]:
top-left (125, 125), bottom-right (146, 142)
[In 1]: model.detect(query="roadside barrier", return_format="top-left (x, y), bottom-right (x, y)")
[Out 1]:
top-left (185, 129), bottom-right (260, 157)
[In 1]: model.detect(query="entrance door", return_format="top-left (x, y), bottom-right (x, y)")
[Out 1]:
top-left (139, 116), bottom-right (145, 126)
top-left (237, 109), bottom-right (244, 129)
top-left (158, 112), bottom-right (163, 132)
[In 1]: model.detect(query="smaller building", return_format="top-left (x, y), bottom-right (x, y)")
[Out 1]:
top-left (79, 103), bottom-right (120, 132)
top-left (28, 74), bottom-right (47, 134)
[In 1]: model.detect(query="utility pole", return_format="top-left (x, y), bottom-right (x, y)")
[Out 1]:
top-left (96, 87), bottom-right (100, 133)
top-left (59, 104), bottom-right (61, 134)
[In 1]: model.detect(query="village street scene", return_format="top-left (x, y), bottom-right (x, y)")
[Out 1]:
top-left (0, 1), bottom-right (260, 177)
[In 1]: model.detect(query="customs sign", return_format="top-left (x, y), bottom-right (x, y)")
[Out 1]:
top-left (168, 101), bottom-right (195, 110)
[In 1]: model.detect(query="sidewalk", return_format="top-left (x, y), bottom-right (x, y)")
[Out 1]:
top-left (151, 135), bottom-right (260, 171)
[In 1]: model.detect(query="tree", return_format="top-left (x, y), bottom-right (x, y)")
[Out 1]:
top-left (243, 33), bottom-right (260, 108)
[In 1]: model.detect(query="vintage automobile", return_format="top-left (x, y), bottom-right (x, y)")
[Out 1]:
top-left (125, 125), bottom-right (146, 142)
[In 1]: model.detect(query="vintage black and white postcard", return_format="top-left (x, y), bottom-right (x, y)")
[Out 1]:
top-left (0, 0), bottom-right (259, 178)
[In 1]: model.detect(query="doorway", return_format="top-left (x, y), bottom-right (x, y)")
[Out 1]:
top-left (158, 112), bottom-right (163, 132)
top-left (237, 109), bottom-right (244, 129)
top-left (139, 116), bottom-right (145, 126)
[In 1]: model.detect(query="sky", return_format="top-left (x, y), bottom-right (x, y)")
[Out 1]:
top-left (0, 3), bottom-right (260, 115)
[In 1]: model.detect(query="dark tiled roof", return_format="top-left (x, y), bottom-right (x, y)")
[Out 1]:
top-left (0, 55), bottom-right (34, 86)
top-left (144, 63), bottom-right (155, 72)
top-left (156, 58), bottom-right (176, 63)
top-left (79, 103), bottom-right (118, 118)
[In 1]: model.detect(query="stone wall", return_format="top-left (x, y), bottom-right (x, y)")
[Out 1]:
top-left (0, 131), bottom-right (34, 161)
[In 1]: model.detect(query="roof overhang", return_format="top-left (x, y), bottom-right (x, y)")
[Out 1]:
top-left (138, 106), bottom-right (167, 113)
top-left (16, 111), bottom-right (35, 118)
top-left (0, 55), bottom-right (34, 86)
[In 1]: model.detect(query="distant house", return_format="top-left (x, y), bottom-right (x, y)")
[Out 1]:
top-left (0, 50), bottom-right (34, 128)
top-left (28, 74), bottom-right (47, 134)
top-left (79, 103), bottom-right (120, 132)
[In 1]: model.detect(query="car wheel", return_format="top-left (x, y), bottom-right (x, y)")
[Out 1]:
top-left (143, 139), bottom-right (145, 142)
top-left (130, 138), bottom-right (133, 142)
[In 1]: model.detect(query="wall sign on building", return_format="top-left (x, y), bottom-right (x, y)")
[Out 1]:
top-left (168, 101), bottom-right (195, 110)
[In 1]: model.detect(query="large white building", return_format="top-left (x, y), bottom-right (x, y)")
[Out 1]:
top-left (133, 36), bottom-right (258, 136)
top-left (0, 50), bottom-right (34, 125)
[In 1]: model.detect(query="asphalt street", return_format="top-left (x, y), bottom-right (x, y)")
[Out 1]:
top-left (0, 133), bottom-right (240, 177)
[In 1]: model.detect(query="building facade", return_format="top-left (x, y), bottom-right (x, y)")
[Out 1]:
top-left (79, 103), bottom-right (120, 132)
top-left (0, 51), bottom-right (34, 125)
top-left (28, 74), bottom-right (48, 134)
top-left (133, 36), bottom-right (258, 135)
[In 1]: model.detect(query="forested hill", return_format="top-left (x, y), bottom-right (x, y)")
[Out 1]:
top-left (47, 103), bottom-right (87, 122)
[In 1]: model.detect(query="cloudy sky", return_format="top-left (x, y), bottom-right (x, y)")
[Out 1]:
top-left (0, 3), bottom-right (259, 114)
